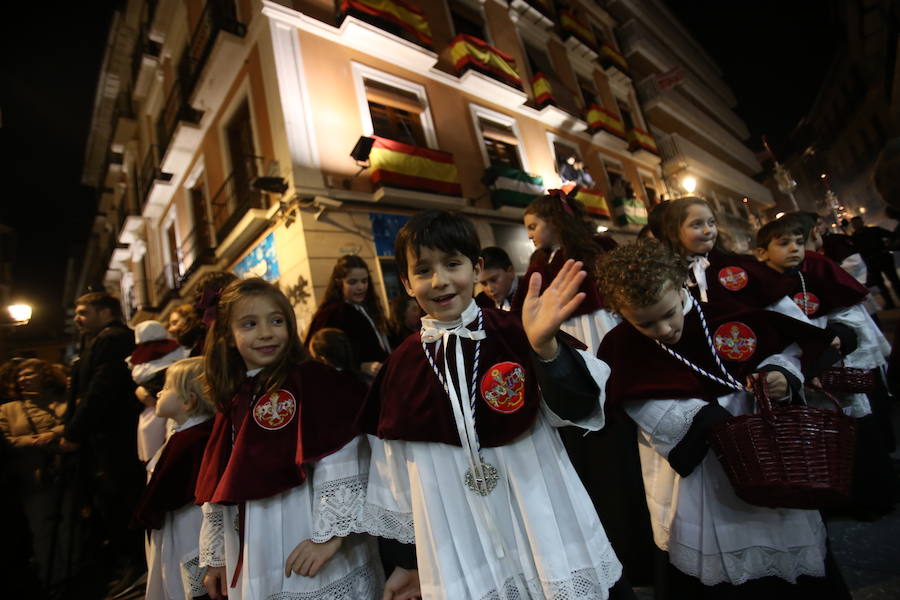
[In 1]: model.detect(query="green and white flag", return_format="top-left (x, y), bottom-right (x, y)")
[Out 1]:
top-left (612, 196), bottom-right (648, 225)
top-left (486, 165), bottom-right (545, 208)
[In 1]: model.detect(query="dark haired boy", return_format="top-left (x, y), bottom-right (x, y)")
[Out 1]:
top-left (474, 246), bottom-right (519, 311)
top-left (357, 210), bottom-right (634, 599)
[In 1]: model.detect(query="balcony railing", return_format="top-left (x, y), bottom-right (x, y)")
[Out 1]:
top-left (584, 104), bottom-right (626, 139)
top-left (180, 0), bottom-right (246, 93)
top-left (177, 223), bottom-right (216, 287)
top-left (131, 21), bottom-right (162, 83)
top-left (337, 0), bottom-right (433, 48)
top-left (449, 34), bottom-right (523, 90)
top-left (210, 155), bottom-right (268, 244)
top-left (508, 0), bottom-right (555, 22)
top-left (154, 262), bottom-right (182, 303)
top-left (156, 76), bottom-right (203, 161)
top-left (139, 145), bottom-right (172, 211)
top-left (369, 136), bottom-right (462, 197)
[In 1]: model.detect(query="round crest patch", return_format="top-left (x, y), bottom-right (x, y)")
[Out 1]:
top-left (252, 389), bottom-right (297, 430)
top-left (713, 322), bottom-right (758, 362)
top-left (480, 362), bottom-right (526, 414)
top-left (792, 292), bottom-right (820, 316)
top-left (718, 266), bottom-right (748, 291)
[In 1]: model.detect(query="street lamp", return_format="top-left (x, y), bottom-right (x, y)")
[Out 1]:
top-left (681, 176), bottom-right (697, 194)
top-left (4, 304), bottom-right (32, 326)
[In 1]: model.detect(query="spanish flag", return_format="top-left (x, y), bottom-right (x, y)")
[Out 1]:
top-left (340, 0), bottom-right (433, 47)
top-left (585, 104), bottom-right (626, 138)
top-left (561, 183), bottom-right (611, 218)
top-left (450, 34), bottom-right (522, 90)
top-left (627, 127), bottom-right (659, 154)
top-left (599, 43), bottom-right (629, 73)
top-left (560, 11), bottom-right (598, 51)
top-left (369, 136), bottom-right (462, 197)
top-left (531, 73), bottom-right (555, 107)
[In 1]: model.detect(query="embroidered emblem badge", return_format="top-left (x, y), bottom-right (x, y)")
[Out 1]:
top-left (718, 266), bottom-right (748, 291)
top-left (480, 362), bottom-right (526, 414)
top-left (252, 389), bottom-right (296, 430)
top-left (792, 292), bottom-right (820, 315)
top-left (713, 322), bottom-right (757, 362)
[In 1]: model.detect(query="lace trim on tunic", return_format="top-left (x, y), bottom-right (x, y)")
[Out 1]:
top-left (353, 502), bottom-right (415, 544)
top-left (311, 474), bottom-right (368, 542)
top-left (667, 539), bottom-right (827, 586)
top-left (265, 562), bottom-right (383, 599)
top-left (476, 553), bottom-right (624, 600)
top-left (199, 503), bottom-right (227, 568)
top-left (182, 555), bottom-right (208, 596)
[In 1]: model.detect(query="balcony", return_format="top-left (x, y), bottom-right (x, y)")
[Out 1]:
top-left (584, 104), bottom-right (628, 151)
top-left (599, 43), bottom-right (630, 85)
top-left (110, 90), bottom-right (137, 148)
top-left (627, 126), bottom-right (659, 162)
top-left (156, 76), bottom-right (203, 171)
top-left (369, 136), bottom-right (467, 209)
top-left (559, 11), bottom-right (599, 59)
top-left (177, 223), bottom-right (217, 287)
top-left (131, 21), bottom-right (162, 98)
top-left (449, 34), bottom-right (528, 107)
top-left (636, 75), bottom-right (760, 174)
top-left (483, 164), bottom-right (545, 211)
top-left (508, 0), bottom-right (555, 28)
top-left (154, 262), bottom-right (182, 306)
top-left (656, 132), bottom-right (773, 206)
top-left (210, 156), bottom-right (272, 260)
top-left (337, 0), bottom-right (433, 49)
top-left (139, 145), bottom-right (173, 219)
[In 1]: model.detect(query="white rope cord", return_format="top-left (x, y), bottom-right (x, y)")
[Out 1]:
top-left (797, 271), bottom-right (811, 315)
top-left (654, 294), bottom-right (744, 392)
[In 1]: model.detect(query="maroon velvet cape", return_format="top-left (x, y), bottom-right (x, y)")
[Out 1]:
top-left (305, 300), bottom-right (389, 363)
top-left (195, 361), bottom-right (367, 504)
top-left (360, 309), bottom-right (546, 447)
top-left (822, 233), bottom-right (858, 264)
top-left (597, 300), bottom-right (835, 408)
top-left (701, 248), bottom-right (794, 310)
top-left (511, 243), bottom-right (611, 318)
top-left (782, 251), bottom-right (870, 318)
top-left (132, 418), bottom-right (214, 530)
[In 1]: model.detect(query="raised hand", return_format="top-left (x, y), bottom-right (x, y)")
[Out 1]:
top-left (521, 259), bottom-right (587, 360)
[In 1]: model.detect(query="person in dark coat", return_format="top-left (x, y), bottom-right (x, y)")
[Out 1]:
top-left (850, 215), bottom-right (900, 308)
top-left (64, 292), bottom-right (143, 592)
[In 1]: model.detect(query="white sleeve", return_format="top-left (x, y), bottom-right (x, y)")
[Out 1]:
top-left (198, 502), bottom-right (226, 568)
top-left (541, 349), bottom-right (608, 431)
top-left (354, 436), bottom-right (415, 544)
top-left (827, 304), bottom-right (891, 368)
top-left (309, 435), bottom-right (369, 542)
top-left (624, 398), bottom-right (708, 458)
top-left (766, 295), bottom-right (814, 324)
top-left (840, 253), bottom-right (868, 284)
top-left (757, 343), bottom-right (804, 382)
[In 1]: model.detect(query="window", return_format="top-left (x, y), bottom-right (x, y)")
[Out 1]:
top-left (365, 80), bottom-right (427, 147)
top-left (449, 1), bottom-right (486, 40)
top-left (617, 100), bottom-right (635, 130)
top-left (481, 119), bottom-right (522, 169)
top-left (577, 75), bottom-right (597, 109)
top-left (522, 41), bottom-right (579, 113)
top-left (603, 159), bottom-right (631, 198)
top-left (641, 176), bottom-right (658, 205)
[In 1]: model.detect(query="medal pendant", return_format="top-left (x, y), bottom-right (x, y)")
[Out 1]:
top-left (464, 461), bottom-right (499, 496)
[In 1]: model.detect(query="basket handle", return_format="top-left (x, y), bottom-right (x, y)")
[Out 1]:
top-left (804, 382), bottom-right (846, 413)
top-left (748, 373), bottom-right (775, 417)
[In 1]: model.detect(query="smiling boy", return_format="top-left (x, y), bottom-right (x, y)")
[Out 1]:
top-left (356, 210), bottom-right (634, 599)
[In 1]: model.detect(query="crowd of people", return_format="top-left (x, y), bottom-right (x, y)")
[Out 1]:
top-left (2, 188), bottom-right (899, 600)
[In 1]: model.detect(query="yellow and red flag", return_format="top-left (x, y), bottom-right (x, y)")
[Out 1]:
top-left (340, 0), bottom-right (433, 46)
top-left (627, 127), bottom-right (659, 154)
top-left (450, 34), bottom-right (522, 89)
top-left (585, 104), bottom-right (626, 138)
top-left (560, 11), bottom-right (598, 51)
top-left (599, 43), bottom-right (629, 72)
top-left (369, 136), bottom-right (462, 197)
top-left (561, 183), bottom-right (611, 218)
top-left (531, 72), bottom-right (555, 107)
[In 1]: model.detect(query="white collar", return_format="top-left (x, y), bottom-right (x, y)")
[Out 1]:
top-left (246, 367), bottom-right (263, 377)
top-left (173, 414), bottom-right (211, 433)
top-left (420, 299), bottom-right (485, 343)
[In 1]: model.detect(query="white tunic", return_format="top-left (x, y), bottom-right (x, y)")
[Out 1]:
top-left (199, 436), bottom-right (382, 600)
top-left (144, 415), bottom-right (210, 599)
top-left (358, 349), bottom-right (623, 599)
top-left (617, 335), bottom-right (828, 586)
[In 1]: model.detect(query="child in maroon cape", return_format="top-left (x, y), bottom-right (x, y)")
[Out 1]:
top-left (357, 210), bottom-right (633, 600)
top-left (132, 357), bottom-right (214, 599)
top-left (195, 278), bottom-right (380, 600)
top-left (756, 217), bottom-right (899, 516)
top-left (596, 240), bottom-right (850, 599)
top-left (660, 197), bottom-right (809, 321)
top-left (304, 255), bottom-right (391, 380)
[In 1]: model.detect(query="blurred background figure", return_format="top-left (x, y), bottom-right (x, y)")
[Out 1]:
top-left (387, 296), bottom-right (421, 348)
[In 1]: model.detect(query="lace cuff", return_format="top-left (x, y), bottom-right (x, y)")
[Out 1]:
top-left (311, 474), bottom-right (368, 542)
top-left (199, 503), bottom-right (226, 568)
top-left (354, 502), bottom-right (416, 544)
top-left (181, 555), bottom-right (208, 597)
top-left (625, 398), bottom-right (707, 458)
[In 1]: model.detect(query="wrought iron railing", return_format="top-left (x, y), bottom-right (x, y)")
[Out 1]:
top-left (180, 0), bottom-right (246, 91)
top-left (155, 76), bottom-right (203, 162)
top-left (209, 154), bottom-right (267, 244)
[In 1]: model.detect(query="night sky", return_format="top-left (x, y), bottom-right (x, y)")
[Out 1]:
top-left (0, 0), bottom-right (840, 348)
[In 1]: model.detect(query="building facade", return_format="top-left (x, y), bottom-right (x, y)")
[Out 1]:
top-left (76, 0), bottom-right (759, 328)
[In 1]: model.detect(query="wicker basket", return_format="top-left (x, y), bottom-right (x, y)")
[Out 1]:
top-left (818, 364), bottom-right (876, 394)
top-left (710, 375), bottom-right (856, 510)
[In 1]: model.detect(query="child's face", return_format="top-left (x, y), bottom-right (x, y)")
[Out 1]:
top-left (619, 284), bottom-right (685, 345)
top-left (678, 204), bottom-right (717, 255)
top-left (156, 379), bottom-right (188, 420)
top-left (477, 266), bottom-right (516, 303)
top-left (524, 214), bottom-right (559, 249)
top-left (341, 267), bottom-right (369, 305)
top-left (757, 234), bottom-right (805, 272)
top-left (402, 246), bottom-right (480, 322)
top-left (230, 295), bottom-right (289, 371)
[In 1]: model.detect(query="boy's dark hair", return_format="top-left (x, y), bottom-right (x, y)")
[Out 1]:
top-left (781, 212), bottom-right (819, 239)
top-left (756, 217), bottom-right (806, 249)
top-left (480, 246), bottom-right (513, 271)
top-left (394, 211), bottom-right (481, 281)
top-left (309, 328), bottom-right (365, 382)
top-left (75, 292), bottom-right (122, 318)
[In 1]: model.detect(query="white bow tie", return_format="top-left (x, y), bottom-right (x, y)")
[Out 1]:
top-left (689, 255), bottom-right (710, 302)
